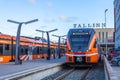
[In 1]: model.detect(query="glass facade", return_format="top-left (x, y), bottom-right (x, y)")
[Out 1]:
top-left (114, 0), bottom-right (120, 48)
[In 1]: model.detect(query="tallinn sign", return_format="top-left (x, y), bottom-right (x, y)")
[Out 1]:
top-left (73, 23), bottom-right (106, 28)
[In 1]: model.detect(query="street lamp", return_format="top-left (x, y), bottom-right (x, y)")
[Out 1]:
top-left (7, 19), bottom-right (38, 64)
top-left (105, 9), bottom-right (108, 28)
top-left (36, 28), bottom-right (58, 60)
top-left (52, 34), bottom-right (66, 58)
top-left (105, 9), bottom-right (108, 57)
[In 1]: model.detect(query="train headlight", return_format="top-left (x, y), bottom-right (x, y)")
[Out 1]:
top-left (86, 50), bottom-right (89, 52)
top-left (76, 57), bottom-right (82, 62)
top-left (86, 50), bottom-right (91, 52)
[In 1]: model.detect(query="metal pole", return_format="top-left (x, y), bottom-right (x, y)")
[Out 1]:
top-left (42, 32), bottom-right (44, 58)
top-left (58, 37), bottom-right (61, 58)
top-left (105, 12), bottom-right (106, 28)
top-left (42, 32), bottom-right (44, 41)
top-left (105, 9), bottom-right (108, 28)
top-left (52, 34), bottom-right (66, 58)
top-left (36, 29), bottom-right (58, 60)
top-left (47, 32), bottom-right (50, 60)
top-left (105, 9), bottom-right (108, 57)
top-left (15, 23), bottom-right (22, 64)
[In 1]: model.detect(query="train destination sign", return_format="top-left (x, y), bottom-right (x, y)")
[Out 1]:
top-left (73, 23), bottom-right (106, 28)
top-left (72, 32), bottom-right (89, 35)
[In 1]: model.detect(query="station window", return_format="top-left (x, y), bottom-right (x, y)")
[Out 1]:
top-left (5, 44), bottom-right (9, 50)
top-left (106, 32), bottom-right (108, 42)
top-left (99, 32), bottom-right (101, 42)
top-left (102, 32), bottom-right (104, 42)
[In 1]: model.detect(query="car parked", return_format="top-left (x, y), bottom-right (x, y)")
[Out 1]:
top-left (111, 56), bottom-right (120, 66)
top-left (108, 49), bottom-right (120, 60)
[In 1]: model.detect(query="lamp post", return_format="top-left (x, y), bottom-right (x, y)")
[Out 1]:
top-left (105, 9), bottom-right (108, 57)
top-left (8, 19), bottom-right (38, 64)
top-left (52, 34), bottom-right (66, 58)
top-left (105, 9), bottom-right (108, 28)
top-left (36, 29), bottom-right (58, 60)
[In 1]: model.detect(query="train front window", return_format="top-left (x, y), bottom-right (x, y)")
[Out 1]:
top-left (70, 35), bottom-right (90, 51)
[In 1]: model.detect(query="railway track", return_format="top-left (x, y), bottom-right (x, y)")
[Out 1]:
top-left (42, 63), bottom-right (105, 80)
top-left (54, 68), bottom-right (74, 80)
top-left (63, 68), bottom-right (92, 80)
top-left (80, 68), bottom-right (92, 80)
top-left (52, 67), bottom-right (92, 80)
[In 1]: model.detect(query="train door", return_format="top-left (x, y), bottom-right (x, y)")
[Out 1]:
top-left (4, 44), bottom-right (11, 55)
top-left (54, 48), bottom-right (58, 58)
top-left (39, 47), bottom-right (42, 58)
top-left (3, 44), bottom-right (11, 62)
top-left (37, 47), bottom-right (40, 59)
top-left (51, 48), bottom-right (55, 59)
top-left (28, 46), bottom-right (32, 60)
top-left (0, 44), bottom-right (3, 62)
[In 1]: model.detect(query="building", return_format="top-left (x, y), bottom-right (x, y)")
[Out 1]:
top-left (95, 28), bottom-right (114, 43)
top-left (94, 28), bottom-right (114, 53)
top-left (73, 26), bottom-right (114, 53)
top-left (114, 0), bottom-right (120, 48)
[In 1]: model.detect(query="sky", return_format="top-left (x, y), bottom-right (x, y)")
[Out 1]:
top-left (0, 0), bottom-right (114, 42)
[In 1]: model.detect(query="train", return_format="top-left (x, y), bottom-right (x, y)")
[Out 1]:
top-left (0, 33), bottom-right (66, 64)
top-left (66, 28), bottom-right (99, 66)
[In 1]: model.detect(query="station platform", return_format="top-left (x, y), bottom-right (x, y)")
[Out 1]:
top-left (104, 56), bottom-right (120, 80)
top-left (0, 57), bottom-right (66, 79)
top-left (111, 65), bottom-right (120, 79)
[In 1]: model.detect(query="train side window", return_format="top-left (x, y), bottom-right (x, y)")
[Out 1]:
top-left (25, 48), bottom-right (28, 55)
top-left (39, 48), bottom-right (42, 54)
top-left (21, 48), bottom-right (24, 54)
top-left (0, 44), bottom-right (3, 55)
top-left (37, 47), bottom-right (39, 54)
top-left (5, 44), bottom-right (9, 50)
top-left (51, 49), bottom-right (54, 54)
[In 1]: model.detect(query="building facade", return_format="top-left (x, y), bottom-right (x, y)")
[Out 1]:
top-left (94, 28), bottom-right (114, 53)
top-left (95, 28), bottom-right (114, 43)
top-left (114, 0), bottom-right (120, 48)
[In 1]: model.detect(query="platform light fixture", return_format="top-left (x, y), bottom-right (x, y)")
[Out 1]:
top-left (52, 34), bottom-right (66, 58)
top-left (7, 19), bottom-right (38, 65)
top-left (36, 28), bottom-right (58, 60)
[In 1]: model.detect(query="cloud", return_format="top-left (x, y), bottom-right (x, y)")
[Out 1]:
top-left (46, 2), bottom-right (53, 7)
top-left (43, 19), bottom-right (56, 23)
top-left (27, 0), bottom-right (37, 4)
top-left (59, 15), bottom-right (78, 22)
top-left (59, 16), bottom-right (66, 21)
